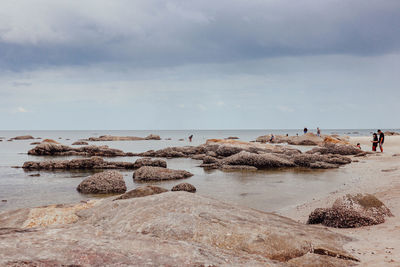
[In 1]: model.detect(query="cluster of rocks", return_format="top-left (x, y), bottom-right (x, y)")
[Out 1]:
top-left (8, 135), bottom-right (35, 141)
top-left (256, 133), bottom-right (325, 146)
top-left (82, 134), bottom-right (161, 141)
top-left (22, 157), bottom-right (166, 171)
top-left (28, 143), bottom-right (134, 157)
top-left (0, 192), bottom-right (358, 266)
top-left (308, 194), bottom-right (393, 228)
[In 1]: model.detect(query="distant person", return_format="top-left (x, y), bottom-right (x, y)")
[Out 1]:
top-left (357, 143), bottom-right (361, 149)
top-left (317, 127), bottom-right (321, 137)
top-left (286, 133), bottom-right (289, 137)
top-left (270, 134), bottom-right (275, 142)
top-left (303, 127), bottom-right (308, 134)
top-left (371, 133), bottom-right (378, 152)
top-left (378, 129), bottom-right (385, 152)
top-left (189, 135), bottom-right (193, 142)
top-left (296, 133), bottom-right (299, 136)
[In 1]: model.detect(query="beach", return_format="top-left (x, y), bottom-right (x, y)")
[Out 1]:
top-left (280, 135), bottom-right (400, 265)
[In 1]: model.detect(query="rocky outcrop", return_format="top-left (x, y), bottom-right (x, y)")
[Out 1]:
top-left (10, 135), bottom-right (35, 140)
top-left (308, 194), bottom-right (393, 228)
top-left (114, 186), bottom-right (168, 200)
top-left (222, 151), bottom-right (296, 169)
top-left (28, 143), bottom-right (133, 157)
top-left (0, 193), bottom-right (358, 266)
top-left (385, 131), bottom-right (400, 136)
top-left (41, 139), bottom-right (60, 144)
top-left (84, 134), bottom-right (161, 141)
top-left (171, 183), bottom-right (196, 193)
top-left (133, 158), bottom-right (167, 168)
top-left (77, 171), bottom-right (126, 194)
top-left (307, 143), bottom-right (365, 156)
top-left (22, 157), bottom-right (136, 170)
top-left (225, 136), bottom-right (239, 139)
top-left (256, 133), bottom-right (324, 146)
top-left (30, 142), bottom-right (41, 145)
top-left (71, 141), bottom-right (89, 145)
top-left (133, 166), bottom-right (193, 181)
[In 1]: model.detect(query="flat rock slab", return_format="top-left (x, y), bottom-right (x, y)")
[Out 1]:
top-left (28, 143), bottom-right (133, 157)
top-left (77, 171), bottom-right (127, 194)
top-left (114, 186), bottom-right (168, 200)
top-left (133, 166), bottom-right (193, 181)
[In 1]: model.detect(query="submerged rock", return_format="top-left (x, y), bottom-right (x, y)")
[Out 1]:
top-left (133, 166), bottom-right (193, 181)
top-left (28, 143), bottom-right (133, 157)
top-left (133, 158), bottom-right (167, 168)
top-left (77, 171), bottom-right (126, 194)
top-left (0, 193), bottom-right (358, 266)
top-left (171, 183), bottom-right (196, 193)
top-left (308, 194), bottom-right (393, 228)
top-left (114, 186), bottom-right (168, 200)
top-left (71, 141), bottom-right (89, 145)
top-left (84, 134), bottom-right (161, 141)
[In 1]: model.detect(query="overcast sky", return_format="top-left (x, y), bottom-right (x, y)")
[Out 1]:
top-left (1, 0), bottom-right (399, 130)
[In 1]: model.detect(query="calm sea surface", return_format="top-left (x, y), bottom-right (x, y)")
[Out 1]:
top-left (0, 129), bottom-right (397, 213)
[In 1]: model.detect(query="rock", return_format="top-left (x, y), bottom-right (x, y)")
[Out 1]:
top-left (83, 134), bottom-right (161, 141)
top-left (135, 146), bottom-right (205, 158)
top-left (28, 143), bottom-right (133, 157)
top-left (216, 145), bottom-right (244, 156)
top-left (171, 183), bottom-right (196, 193)
top-left (0, 193), bottom-right (358, 266)
top-left (178, 138), bottom-right (184, 141)
top-left (225, 136), bottom-right (239, 139)
top-left (30, 142), bottom-right (41, 145)
top-left (114, 186), bottom-right (168, 200)
top-left (385, 131), bottom-right (400, 136)
top-left (308, 194), bottom-right (393, 228)
top-left (72, 141), bottom-right (89, 145)
top-left (256, 133), bottom-right (323, 146)
top-left (28, 174), bottom-right (40, 177)
top-left (22, 157), bottom-right (136, 170)
top-left (307, 143), bottom-right (364, 156)
top-left (41, 139), bottom-right (60, 144)
top-left (133, 158), bottom-right (167, 168)
top-left (222, 151), bottom-right (295, 169)
top-left (77, 171), bottom-right (127, 194)
top-left (292, 154), bottom-right (351, 169)
top-left (1, 199), bottom-right (7, 202)
top-left (221, 165), bottom-right (258, 171)
top-left (133, 166), bottom-right (193, 181)
top-left (144, 134), bottom-right (161, 140)
top-left (10, 135), bottom-right (35, 140)
top-left (202, 155), bottom-right (218, 164)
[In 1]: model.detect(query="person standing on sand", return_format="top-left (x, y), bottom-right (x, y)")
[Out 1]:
top-left (317, 127), bottom-right (321, 137)
top-left (189, 135), bottom-right (193, 142)
top-left (378, 129), bottom-right (385, 152)
top-left (304, 127), bottom-right (308, 134)
top-left (371, 133), bottom-right (378, 151)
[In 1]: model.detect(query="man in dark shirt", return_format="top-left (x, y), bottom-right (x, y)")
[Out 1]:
top-left (377, 129), bottom-right (385, 152)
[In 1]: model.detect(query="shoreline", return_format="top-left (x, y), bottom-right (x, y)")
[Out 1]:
top-left (279, 135), bottom-right (400, 265)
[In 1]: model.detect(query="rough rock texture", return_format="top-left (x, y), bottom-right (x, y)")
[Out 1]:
top-left (256, 133), bottom-right (324, 146)
top-left (133, 157), bottom-right (167, 168)
top-left (41, 139), bottom-right (60, 144)
top-left (22, 157), bottom-right (136, 170)
top-left (10, 135), bottom-right (35, 140)
top-left (385, 131), bottom-right (400, 136)
top-left (0, 193), bottom-right (358, 266)
top-left (71, 141), bottom-right (89, 145)
top-left (29, 142), bottom-right (41, 145)
top-left (28, 143), bottom-right (133, 157)
top-left (84, 134), bottom-right (161, 141)
top-left (133, 166), bottom-right (193, 181)
top-left (77, 171), bottom-right (127, 194)
top-left (171, 183), bottom-right (196, 193)
top-left (308, 194), bottom-right (393, 228)
top-left (114, 186), bottom-right (168, 200)
top-left (222, 151), bottom-right (295, 169)
top-left (225, 136), bottom-right (239, 139)
top-left (307, 143), bottom-right (365, 156)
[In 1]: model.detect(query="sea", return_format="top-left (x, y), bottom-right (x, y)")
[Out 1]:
top-left (0, 129), bottom-right (397, 213)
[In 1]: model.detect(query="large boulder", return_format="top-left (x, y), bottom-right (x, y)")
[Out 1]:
top-left (171, 183), bottom-right (196, 193)
top-left (114, 186), bottom-right (168, 200)
top-left (77, 171), bottom-right (127, 194)
top-left (308, 194), bottom-right (393, 228)
top-left (0, 193), bottom-right (358, 266)
top-left (222, 151), bottom-right (295, 169)
top-left (133, 166), bottom-right (193, 181)
top-left (133, 158), bottom-right (167, 168)
top-left (307, 143), bottom-right (364, 156)
top-left (23, 157), bottom-right (136, 170)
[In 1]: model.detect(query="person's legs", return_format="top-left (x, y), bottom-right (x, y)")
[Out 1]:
top-left (372, 145), bottom-right (376, 152)
top-left (379, 143), bottom-right (383, 152)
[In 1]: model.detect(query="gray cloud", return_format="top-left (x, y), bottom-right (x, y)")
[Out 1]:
top-left (0, 0), bottom-right (399, 71)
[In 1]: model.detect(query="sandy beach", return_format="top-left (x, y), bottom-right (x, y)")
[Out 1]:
top-left (280, 135), bottom-right (400, 266)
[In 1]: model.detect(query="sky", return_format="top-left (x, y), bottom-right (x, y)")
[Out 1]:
top-left (0, 0), bottom-right (399, 130)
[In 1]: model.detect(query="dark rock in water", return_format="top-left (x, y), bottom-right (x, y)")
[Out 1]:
top-left (178, 138), bottom-right (184, 141)
top-left (133, 158), bottom-right (167, 168)
top-left (77, 171), bottom-right (126, 194)
top-left (145, 134), bottom-right (161, 140)
top-left (202, 156), bottom-right (218, 164)
top-left (28, 143), bottom-right (133, 157)
top-left (0, 192), bottom-right (358, 266)
top-left (83, 134), bottom-right (161, 141)
top-left (225, 136), bottom-right (239, 140)
top-left (10, 135), bottom-right (35, 140)
top-left (191, 154), bottom-right (206, 160)
top-left (133, 166), bottom-right (193, 181)
top-left (222, 151), bottom-right (295, 169)
top-left (22, 157), bottom-right (136, 170)
top-left (71, 141), bottom-right (89, 145)
top-left (28, 174), bottom-right (41, 177)
top-left (30, 142), bottom-right (41, 145)
top-left (171, 183), bottom-right (196, 193)
top-left (114, 186), bottom-right (168, 200)
top-left (1, 199), bottom-right (6, 202)
top-left (308, 194), bottom-right (393, 228)
top-left (135, 146), bottom-right (205, 158)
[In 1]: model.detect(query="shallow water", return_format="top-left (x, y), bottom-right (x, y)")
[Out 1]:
top-left (0, 129), bottom-right (397, 212)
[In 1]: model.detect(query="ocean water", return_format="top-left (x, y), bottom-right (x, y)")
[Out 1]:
top-left (0, 129), bottom-right (397, 213)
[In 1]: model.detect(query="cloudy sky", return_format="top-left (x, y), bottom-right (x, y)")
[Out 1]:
top-left (1, 0), bottom-right (399, 130)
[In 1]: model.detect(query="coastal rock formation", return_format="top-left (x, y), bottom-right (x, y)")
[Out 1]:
top-left (114, 186), bottom-right (168, 200)
top-left (10, 135), bottom-right (35, 140)
top-left (307, 194), bottom-right (393, 228)
top-left (222, 151), bottom-right (295, 169)
top-left (133, 166), bottom-right (193, 181)
top-left (30, 142), bottom-right (41, 145)
top-left (307, 143), bottom-right (365, 156)
top-left (41, 139), bottom-right (60, 144)
top-left (256, 133), bottom-right (324, 146)
top-left (28, 143), bottom-right (133, 157)
top-left (0, 192), bottom-right (358, 266)
top-left (77, 171), bottom-right (127, 194)
top-left (72, 141), bottom-right (89, 145)
top-left (225, 136), bottom-right (239, 139)
top-left (84, 134), bottom-right (161, 141)
top-left (22, 157), bottom-right (136, 170)
top-left (385, 131), bottom-right (400, 136)
top-left (133, 157), bottom-right (167, 168)
top-left (171, 183), bottom-right (196, 193)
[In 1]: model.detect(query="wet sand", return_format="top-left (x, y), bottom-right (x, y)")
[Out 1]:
top-left (280, 136), bottom-right (400, 266)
